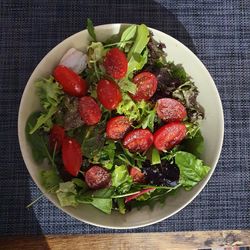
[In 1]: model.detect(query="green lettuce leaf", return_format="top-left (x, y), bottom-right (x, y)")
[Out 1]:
top-left (56, 182), bottom-right (78, 207)
top-left (175, 151), bottom-right (210, 190)
top-left (29, 77), bottom-right (63, 134)
top-left (41, 169), bottom-right (61, 193)
top-left (172, 80), bottom-right (204, 122)
top-left (116, 93), bottom-right (156, 131)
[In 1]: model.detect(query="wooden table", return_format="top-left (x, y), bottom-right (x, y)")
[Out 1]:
top-left (1, 230), bottom-right (249, 250)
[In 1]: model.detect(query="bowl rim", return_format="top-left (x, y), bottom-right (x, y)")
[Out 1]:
top-left (18, 23), bottom-right (224, 229)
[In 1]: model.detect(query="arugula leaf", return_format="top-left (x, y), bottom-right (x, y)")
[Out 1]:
top-left (26, 112), bottom-right (49, 163)
top-left (116, 146), bottom-right (146, 169)
top-left (81, 119), bottom-right (106, 159)
top-left (92, 141), bottom-right (116, 169)
top-left (77, 195), bottom-right (112, 214)
top-left (86, 18), bottom-right (97, 41)
top-left (91, 198), bottom-right (112, 214)
top-left (119, 25), bottom-right (137, 49)
top-left (175, 151), bottom-right (210, 190)
top-left (161, 146), bottom-right (180, 163)
top-left (56, 182), bottom-right (78, 207)
top-left (29, 77), bottom-right (63, 134)
top-left (40, 169), bottom-right (61, 193)
top-left (116, 198), bottom-right (126, 214)
top-left (181, 130), bottom-right (204, 158)
top-left (185, 122), bottom-right (200, 138)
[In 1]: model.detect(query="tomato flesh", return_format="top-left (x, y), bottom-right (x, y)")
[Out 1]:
top-left (131, 72), bottom-right (158, 101)
top-left (129, 167), bottom-right (145, 183)
top-left (78, 96), bottom-right (101, 125)
top-left (49, 125), bottom-right (65, 151)
top-left (62, 137), bottom-right (82, 176)
top-left (53, 65), bottom-right (87, 97)
top-left (97, 79), bottom-right (122, 110)
top-left (156, 98), bottom-right (187, 123)
top-left (106, 116), bottom-right (131, 140)
top-left (123, 129), bottom-right (153, 153)
top-left (153, 122), bottom-right (187, 151)
top-left (103, 48), bottom-right (128, 79)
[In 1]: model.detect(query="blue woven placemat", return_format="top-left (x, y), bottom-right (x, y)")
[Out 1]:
top-left (0, 0), bottom-right (249, 235)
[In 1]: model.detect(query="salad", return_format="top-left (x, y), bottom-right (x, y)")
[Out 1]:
top-left (26, 20), bottom-right (210, 214)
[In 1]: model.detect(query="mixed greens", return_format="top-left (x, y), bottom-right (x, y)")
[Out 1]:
top-left (26, 20), bottom-right (210, 214)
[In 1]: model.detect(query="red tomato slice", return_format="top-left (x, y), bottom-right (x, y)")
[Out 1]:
top-left (129, 167), bottom-right (145, 183)
top-left (156, 98), bottom-right (187, 123)
top-left (62, 137), bottom-right (82, 176)
top-left (131, 72), bottom-right (158, 101)
top-left (125, 188), bottom-right (155, 203)
top-left (153, 122), bottom-right (187, 151)
top-left (103, 48), bottom-right (128, 79)
top-left (53, 65), bottom-right (87, 97)
top-left (123, 129), bottom-right (153, 153)
top-left (106, 116), bottom-right (131, 140)
top-left (78, 96), bottom-right (101, 125)
top-left (97, 79), bottom-right (122, 110)
top-left (85, 165), bottom-right (111, 190)
top-left (49, 125), bottom-right (65, 151)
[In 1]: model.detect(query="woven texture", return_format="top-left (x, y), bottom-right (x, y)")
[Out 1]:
top-left (0, 0), bottom-right (249, 235)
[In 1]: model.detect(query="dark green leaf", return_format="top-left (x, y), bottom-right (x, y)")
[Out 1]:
top-left (175, 151), bottom-right (210, 190)
top-left (26, 112), bottom-right (49, 163)
top-left (40, 169), bottom-right (61, 193)
top-left (86, 18), bottom-right (97, 41)
top-left (181, 129), bottom-right (204, 157)
top-left (117, 198), bottom-right (126, 214)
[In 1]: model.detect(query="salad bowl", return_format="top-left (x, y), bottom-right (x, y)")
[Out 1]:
top-left (18, 23), bottom-right (224, 229)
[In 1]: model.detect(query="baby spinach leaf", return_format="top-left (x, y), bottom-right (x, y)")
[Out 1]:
top-left (180, 130), bottom-right (204, 158)
top-left (119, 24), bottom-right (137, 49)
top-left (175, 151), bottom-right (210, 190)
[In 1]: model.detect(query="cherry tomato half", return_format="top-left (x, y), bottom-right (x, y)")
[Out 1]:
top-left (53, 65), bottom-right (87, 97)
top-left (103, 48), bottom-right (128, 79)
top-left (97, 79), bottom-right (122, 110)
top-left (123, 129), bottom-right (153, 153)
top-left (129, 167), bottom-right (145, 183)
top-left (85, 165), bottom-right (111, 190)
top-left (78, 96), bottom-right (101, 125)
top-left (131, 72), bottom-right (158, 101)
top-left (106, 116), bottom-right (131, 140)
top-left (156, 98), bottom-right (187, 123)
top-left (62, 137), bottom-right (82, 176)
top-left (153, 122), bottom-right (187, 151)
top-left (49, 124), bottom-right (65, 151)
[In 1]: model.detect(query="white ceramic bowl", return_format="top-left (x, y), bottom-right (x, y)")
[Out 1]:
top-left (18, 24), bottom-right (224, 229)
